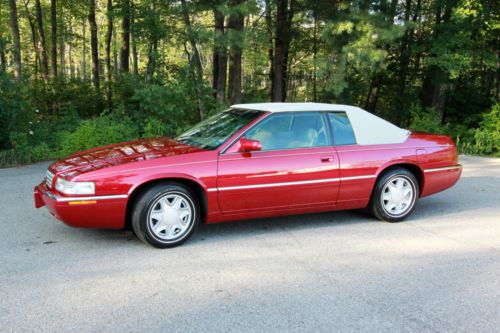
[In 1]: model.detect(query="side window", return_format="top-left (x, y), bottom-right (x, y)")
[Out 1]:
top-left (246, 112), bottom-right (329, 151)
top-left (328, 112), bottom-right (356, 145)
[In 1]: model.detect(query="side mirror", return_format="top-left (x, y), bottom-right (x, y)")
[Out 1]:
top-left (238, 137), bottom-right (262, 153)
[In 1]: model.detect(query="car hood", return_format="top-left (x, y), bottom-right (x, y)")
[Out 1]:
top-left (49, 137), bottom-right (204, 178)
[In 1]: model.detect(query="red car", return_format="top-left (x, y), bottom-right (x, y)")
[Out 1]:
top-left (34, 103), bottom-right (462, 248)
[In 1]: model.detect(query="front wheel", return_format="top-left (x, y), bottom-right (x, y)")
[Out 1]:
top-left (131, 183), bottom-right (200, 248)
top-left (369, 168), bottom-right (419, 222)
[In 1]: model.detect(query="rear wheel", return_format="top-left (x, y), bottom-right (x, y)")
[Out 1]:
top-left (369, 168), bottom-right (419, 222)
top-left (132, 183), bottom-right (199, 248)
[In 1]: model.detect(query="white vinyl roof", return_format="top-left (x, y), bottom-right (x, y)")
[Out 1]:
top-left (230, 103), bottom-right (410, 145)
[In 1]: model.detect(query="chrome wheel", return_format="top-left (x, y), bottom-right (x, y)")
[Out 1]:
top-left (147, 192), bottom-right (193, 241)
top-left (380, 176), bottom-right (416, 217)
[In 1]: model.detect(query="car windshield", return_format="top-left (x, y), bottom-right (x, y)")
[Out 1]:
top-left (176, 109), bottom-right (264, 150)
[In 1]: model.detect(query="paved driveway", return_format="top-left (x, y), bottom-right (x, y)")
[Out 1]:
top-left (0, 155), bottom-right (499, 332)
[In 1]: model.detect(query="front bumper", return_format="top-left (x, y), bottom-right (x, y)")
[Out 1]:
top-left (34, 182), bottom-right (128, 229)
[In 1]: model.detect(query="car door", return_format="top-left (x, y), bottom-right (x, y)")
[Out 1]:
top-left (326, 111), bottom-right (379, 207)
top-left (216, 111), bottom-right (340, 214)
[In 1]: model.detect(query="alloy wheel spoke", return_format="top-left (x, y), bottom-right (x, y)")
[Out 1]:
top-left (169, 224), bottom-right (182, 237)
top-left (150, 211), bottom-right (163, 222)
top-left (178, 210), bottom-right (190, 222)
top-left (153, 221), bottom-right (167, 235)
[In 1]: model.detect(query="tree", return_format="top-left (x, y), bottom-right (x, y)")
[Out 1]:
top-left (24, 1), bottom-right (40, 76)
top-left (272, 0), bottom-right (295, 101)
top-left (120, 0), bottom-right (130, 73)
top-left (264, 0), bottom-right (273, 99)
top-left (8, 0), bottom-right (21, 80)
top-left (105, 0), bottom-right (114, 106)
top-left (130, 1), bottom-right (138, 75)
top-left (420, 0), bottom-right (459, 123)
top-left (35, 0), bottom-right (49, 78)
top-left (180, 0), bottom-right (206, 119)
top-left (89, 0), bottom-right (99, 89)
top-left (50, 0), bottom-right (57, 77)
top-left (213, 5), bottom-right (227, 104)
top-left (82, 18), bottom-right (87, 81)
top-left (227, 0), bottom-right (245, 104)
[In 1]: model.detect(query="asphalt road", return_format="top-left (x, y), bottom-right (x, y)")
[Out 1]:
top-left (0, 155), bottom-right (499, 333)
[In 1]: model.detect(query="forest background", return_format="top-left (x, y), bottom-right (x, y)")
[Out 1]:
top-left (0, 0), bottom-right (498, 167)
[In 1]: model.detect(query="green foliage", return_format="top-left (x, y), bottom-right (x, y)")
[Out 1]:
top-left (410, 103), bottom-right (500, 157)
top-left (409, 104), bottom-right (450, 135)
top-left (0, 68), bottom-right (219, 167)
top-left (0, 72), bottom-right (28, 150)
top-left (468, 104), bottom-right (500, 156)
top-left (57, 116), bottom-right (138, 157)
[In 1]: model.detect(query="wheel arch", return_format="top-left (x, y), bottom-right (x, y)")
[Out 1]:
top-left (375, 162), bottom-right (424, 196)
top-left (124, 176), bottom-right (208, 229)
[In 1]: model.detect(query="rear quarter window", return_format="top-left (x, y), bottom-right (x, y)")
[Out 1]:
top-left (328, 112), bottom-right (356, 145)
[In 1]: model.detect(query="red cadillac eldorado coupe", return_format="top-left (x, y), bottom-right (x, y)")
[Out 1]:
top-left (34, 103), bottom-right (462, 248)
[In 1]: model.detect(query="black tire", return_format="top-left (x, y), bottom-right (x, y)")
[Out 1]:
top-left (131, 182), bottom-right (200, 248)
top-left (369, 168), bottom-right (419, 223)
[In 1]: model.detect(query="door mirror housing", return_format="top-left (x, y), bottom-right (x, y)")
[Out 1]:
top-left (238, 137), bottom-right (262, 153)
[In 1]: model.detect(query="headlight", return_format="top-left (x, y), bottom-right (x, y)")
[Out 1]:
top-left (55, 177), bottom-right (95, 195)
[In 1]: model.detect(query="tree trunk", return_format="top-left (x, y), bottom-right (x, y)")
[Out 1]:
top-left (88, 0), bottom-right (99, 90)
top-left (213, 8), bottom-right (227, 104)
top-left (0, 50), bottom-right (6, 72)
top-left (212, 12), bottom-right (219, 98)
top-left (312, 10), bottom-right (317, 102)
top-left (82, 19), bottom-right (87, 81)
top-left (25, 5), bottom-right (40, 78)
top-left (180, 0), bottom-right (206, 119)
top-left (105, 0), bottom-right (113, 108)
top-left (69, 28), bottom-right (75, 79)
top-left (272, 0), bottom-right (294, 102)
top-left (131, 1), bottom-right (138, 75)
top-left (50, 0), bottom-right (57, 77)
top-left (420, 0), bottom-right (457, 124)
top-left (227, 0), bottom-right (245, 105)
top-left (398, 0), bottom-right (412, 97)
top-left (364, 76), bottom-right (379, 113)
top-left (146, 39), bottom-right (157, 82)
top-left (8, 0), bottom-right (21, 80)
top-left (113, 21), bottom-right (118, 76)
top-left (0, 2), bottom-right (4, 72)
top-left (120, 0), bottom-right (130, 73)
top-left (59, 4), bottom-right (65, 78)
top-left (35, 0), bottom-right (49, 78)
top-left (265, 0), bottom-right (273, 99)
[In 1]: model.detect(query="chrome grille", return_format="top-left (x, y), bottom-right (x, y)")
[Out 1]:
top-left (45, 170), bottom-right (55, 189)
